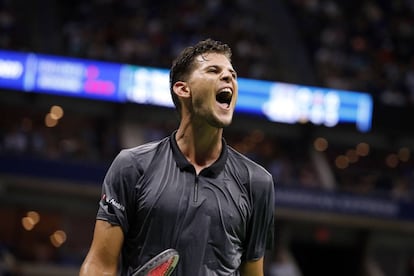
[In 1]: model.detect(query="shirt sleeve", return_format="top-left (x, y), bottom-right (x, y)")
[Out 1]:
top-left (96, 149), bottom-right (141, 234)
top-left (244, 167), bottom-right (275, 261)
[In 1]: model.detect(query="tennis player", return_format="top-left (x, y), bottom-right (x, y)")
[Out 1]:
top-left (79, 38), bottom-right (275, 275)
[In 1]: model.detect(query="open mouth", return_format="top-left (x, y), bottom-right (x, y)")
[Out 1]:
top-left (216, 88), bottom-right (233, 108)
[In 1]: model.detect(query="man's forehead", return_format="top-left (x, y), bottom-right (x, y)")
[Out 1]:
top-left (195, 52), bottom-right (232, 66)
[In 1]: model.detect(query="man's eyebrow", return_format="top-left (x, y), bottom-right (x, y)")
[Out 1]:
top-left (205, 65), bottom-right (238, 76)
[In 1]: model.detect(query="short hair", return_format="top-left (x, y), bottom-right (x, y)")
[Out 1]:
top-left (169, 38), bottom-right (232, 116)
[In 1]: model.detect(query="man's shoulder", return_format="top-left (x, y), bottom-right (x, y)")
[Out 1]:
top-left (113, 136), bottom-right (170, 166)
top-left (226, 146), bottom-right (274, 200)
top-left (127, 136), bottom-right (170, 155)
top-left (227, 146), bottom-right (272, 180)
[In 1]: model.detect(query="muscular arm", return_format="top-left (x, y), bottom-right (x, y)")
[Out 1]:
top-left (239, 257), bottom-right (264, 276)
top-left (79, 220), bottom-right (124, 276)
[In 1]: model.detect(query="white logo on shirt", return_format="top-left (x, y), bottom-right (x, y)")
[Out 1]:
top-left (102, 194), bottom-right (125, 211)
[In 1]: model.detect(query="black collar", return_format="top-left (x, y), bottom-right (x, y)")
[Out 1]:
top-left (169, 130), bottom-right (228, 177)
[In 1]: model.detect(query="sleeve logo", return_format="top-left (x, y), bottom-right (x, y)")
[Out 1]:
top-left (102, 194), bottom-right (125, 211)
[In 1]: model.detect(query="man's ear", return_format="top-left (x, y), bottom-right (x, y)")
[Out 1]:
top-left (173, 81), bottom-right (191, 98)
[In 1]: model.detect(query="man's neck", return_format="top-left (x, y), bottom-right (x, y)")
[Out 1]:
top-left (175, 123), bottom-right (223, 174)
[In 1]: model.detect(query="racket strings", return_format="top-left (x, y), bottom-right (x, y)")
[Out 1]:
top-left (148, 257), bottom-right (175, 276)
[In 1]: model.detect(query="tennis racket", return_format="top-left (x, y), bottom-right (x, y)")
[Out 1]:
top-left (132, 248), bottom-right (179, 276)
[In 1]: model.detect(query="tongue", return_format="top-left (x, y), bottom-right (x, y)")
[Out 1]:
top-left (217, 101), bottom-right (229, 109)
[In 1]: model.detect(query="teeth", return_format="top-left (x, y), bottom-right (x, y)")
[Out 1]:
top-left (219, 88), bottom-right (232, 94)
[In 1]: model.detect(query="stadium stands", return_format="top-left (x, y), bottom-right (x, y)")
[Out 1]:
top-left (1, 0), bottom-right (414, 275)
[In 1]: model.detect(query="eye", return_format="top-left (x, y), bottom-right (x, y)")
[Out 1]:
top-left (207, 67), bottom-right (218, 73)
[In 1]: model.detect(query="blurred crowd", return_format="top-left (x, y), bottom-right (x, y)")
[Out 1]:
top-left (1, 0), bottom-right (414, 107)
top-left (0, 106), bottom-right (120, 163)
top-left (1, 107), bottom-right (414, 275)
top-left (0, 0), bottom-right (276, 81)
top-left (0, 0), bottom-right (412, 227)
top-left (285, 0), bottom-right (414, 107)
top-left (1, 104), bottom-right (413, 203)
top-left (1, 1), bottom-right (414, 274)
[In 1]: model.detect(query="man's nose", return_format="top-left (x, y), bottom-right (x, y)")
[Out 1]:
top-left (221, 71), bottom-right (232, 82)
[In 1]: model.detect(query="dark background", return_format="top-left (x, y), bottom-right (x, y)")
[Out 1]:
top-left (1, 0), bottom-right (414, 275)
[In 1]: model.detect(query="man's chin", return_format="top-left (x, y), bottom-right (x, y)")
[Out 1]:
top-left (204, 112), bottom-right (233, 128)
top-left (215, 118), bottom-right (233, 128)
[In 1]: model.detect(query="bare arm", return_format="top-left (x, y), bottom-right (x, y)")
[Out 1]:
top-left (79, 220), bottom-right (124, 276)
top-left (239, 257), bottom-right (264, 276)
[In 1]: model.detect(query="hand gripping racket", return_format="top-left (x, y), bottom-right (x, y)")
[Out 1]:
top-left (132, 249), bottom-right (179, 276)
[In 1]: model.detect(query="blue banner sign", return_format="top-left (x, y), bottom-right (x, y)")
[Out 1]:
top-left (0, 50), bottom-right (373, 131)
top-left (0, 50), bottom-right (27, 91)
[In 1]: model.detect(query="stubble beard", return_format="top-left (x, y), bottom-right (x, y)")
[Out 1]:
top-left (192, 96), bottom-right (234, 129)
top-left (206, 110), bottom-right (233, 128)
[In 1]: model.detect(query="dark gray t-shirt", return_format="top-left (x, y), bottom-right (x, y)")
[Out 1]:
top-left (97, 131), bottom-right (275, 275)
